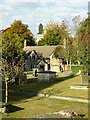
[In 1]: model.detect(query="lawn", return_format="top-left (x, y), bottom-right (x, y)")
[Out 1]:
top-left (2, 96), bottom-right (88, 118)
top-left (8, 71), bottom-right (88, 99)
top-left (2, 71), bottom-right (89, 118)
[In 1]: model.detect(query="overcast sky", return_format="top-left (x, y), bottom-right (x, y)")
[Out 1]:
top-left (0, 0), bottom-right (89, 37)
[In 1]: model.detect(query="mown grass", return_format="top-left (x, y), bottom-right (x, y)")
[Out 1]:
top-left (8, 72), bottom-right (88, 99)
top-left (2, 71), bottom-right (89, 118)
top-left (2, 96), bottom-right (88, 118)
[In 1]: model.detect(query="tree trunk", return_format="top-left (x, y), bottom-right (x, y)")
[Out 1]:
top-left (67, 59), bottom-right (69, 65)
top-left (70, 59), bottom-right (71, 70)
top-left (5, 80), bottom-right (8, 104)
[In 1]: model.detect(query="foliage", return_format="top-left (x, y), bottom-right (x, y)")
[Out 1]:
top-left (2, 32), bottom-right (24, 78)
top-left (1, 20), bottom-right (34, 104)
top-left (66, 36), bottom-right (78, 64)
top-left (2, 59), bottom-right (15, 81)
top-left (54, 45), bottom-right (66, 59)
top-left (2, 32), bottom-right (23, 61)
top-left (38, 21), bottom-right (69, 46)
top-left (53, 34), bottom-right (77, 64)
top-left (5, 20), bottom-right (35, 46)
top-left (72, 15), bottom-right (81, 34)
top-left (77, 18), bottom-right (90, 73)
top-left (38, 23), bottom-right (44, 34)
top-left (71, 65), bottom-right (81, 74)
top-left (1, 20), bottom-right (35, 80)
top-left (1, 32), bottom-right (24, 105)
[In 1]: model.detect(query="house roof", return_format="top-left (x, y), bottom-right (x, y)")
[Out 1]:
top-left (23, 46), bottom-right (57, 58)
top-left (37, 59), bottom-right (48, 66)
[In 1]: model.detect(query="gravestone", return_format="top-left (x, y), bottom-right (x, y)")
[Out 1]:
top-left (70, 71), bottom-right (89, 90)
top-left (81, 72), bottom-right (88, 85)
top-left (15, 73), bottom-right (27, 85)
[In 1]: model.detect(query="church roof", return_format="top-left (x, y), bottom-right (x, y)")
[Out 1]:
top-left (23, 46), bottom-right (57, 58)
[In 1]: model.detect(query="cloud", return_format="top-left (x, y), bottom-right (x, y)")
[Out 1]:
top-left (5, 0), bottom-right (56, 3)
top-left (0, 0), bottom-right (88, 37)
top-left (68, 0), bottom-right (89, 3)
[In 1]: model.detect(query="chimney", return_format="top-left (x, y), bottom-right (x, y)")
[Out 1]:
top-left (24, 39), bottom-right (27, 48)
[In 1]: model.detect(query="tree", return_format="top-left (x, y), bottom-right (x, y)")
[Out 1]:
top-left (77, 17), bottom-right (89, 74)
top-left (54, 45), bottom-right (66, 59)
top-left (1, 20), bottom-right (35, 107)
top-left (38, 21), bottom-right (69, 46)
top-left (2, 32), bottom-right (24, 107)
top-left (72, 15), bottom-right (81, 65)
top-left (67, 36), bottom-right (77, 64)
top-left (5, 20), bottom-right (35, 46)
top-left (73, 17), bottom-right (90, 84)
top-left (38, 23), bottom-right (44, 34)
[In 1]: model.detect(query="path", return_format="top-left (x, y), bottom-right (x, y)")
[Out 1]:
top-left (60, 71), bottom-right (73, 77)
top-left (38, 93), bottom-right (89, 103)
top-left (1, 89), bottom-right (89, 103)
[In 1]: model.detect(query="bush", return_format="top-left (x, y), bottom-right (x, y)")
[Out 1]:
top-left (71, 65), bottom-right (81, 74)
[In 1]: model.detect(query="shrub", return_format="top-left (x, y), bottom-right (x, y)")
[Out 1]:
top-left (71, 65), bottom-right (81, 74)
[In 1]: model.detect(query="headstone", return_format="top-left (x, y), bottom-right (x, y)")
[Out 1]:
top-left (19, 73), bottom-right (27, 85)
top-left (81, 72), bottom-right (88, 84)
top-left (0, 107), bottom-right (6, 113)
top-left (15, 73), bottom-right (27, 85)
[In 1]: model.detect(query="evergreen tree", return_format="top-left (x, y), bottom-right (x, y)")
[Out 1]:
top-left (38, 23), bottom-right (44, 34)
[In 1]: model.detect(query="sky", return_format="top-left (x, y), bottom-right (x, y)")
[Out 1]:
top-left (0, 0), bottom-right (89, 37)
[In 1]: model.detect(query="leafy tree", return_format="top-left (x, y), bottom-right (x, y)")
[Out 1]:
top-left (38, 21), bottom-right (69, 46)
top-left (1, 20), bottom-right (35, 106)
top-left (67, 36), bottom-right (77, 64)
top-left (72, 15), bottom-right (81, 65)
top-left (77, 17), bottom-right (89, 74)
top-left (38, 23), bottom-right (44, 34)
top-left (72, 15), bottom-right (80, 34)
top-left (54, 45), bottom-right (66, 59)
top-left (2, 32), bottom-right (24, 106)
top-left (5, 20), bottom-right (35, 46)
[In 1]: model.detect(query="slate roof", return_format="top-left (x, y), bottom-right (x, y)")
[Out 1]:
top-left (23, 46), bottom-right (57, 58)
